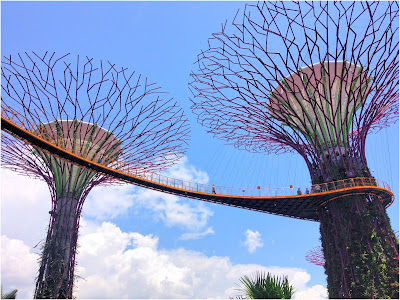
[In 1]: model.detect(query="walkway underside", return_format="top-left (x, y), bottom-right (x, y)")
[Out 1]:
top-left (1, 115), bottom-right (394, 222)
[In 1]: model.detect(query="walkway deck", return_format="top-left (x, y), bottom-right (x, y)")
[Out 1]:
top-left (1, 109), bottom-right (394, 222)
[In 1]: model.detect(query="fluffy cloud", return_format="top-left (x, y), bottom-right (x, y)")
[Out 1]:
top-left (1, 219), bottom-right (327, 299)
top-left (164, 156), bottom-right (209, 183)
top-left (179, 227), bottom-right (215, 240)
top-left (132, 189), bottom-right (213, 233)
top-left (1, 169), bottom-right (50, 246)
top-left (294, 284), bottom-right (328, 299)
top-left (244, 229), bottom-right (264, 253)
top-left (84, 183), bottom-right (135, 220)
top-left (73, 220), bottom-right (326, 299)
top-left (1, 235), bottom-right (39, 299)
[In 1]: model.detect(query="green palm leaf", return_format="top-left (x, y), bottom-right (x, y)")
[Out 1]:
top-left (237, 271), bottom-right (295, 299)
top-left (1, 287), bottom-right (18, 299)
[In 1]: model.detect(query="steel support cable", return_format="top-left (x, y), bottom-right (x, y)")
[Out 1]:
top-left (228, 147), bottom-right (246, 188)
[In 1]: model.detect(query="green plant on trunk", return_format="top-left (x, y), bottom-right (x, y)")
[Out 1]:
top-left (319, 194), bottom-right (399, 298)
top-left (237, 271), bottom-right (295, 299)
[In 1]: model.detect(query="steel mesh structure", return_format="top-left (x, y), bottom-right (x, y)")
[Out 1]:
top-left (189, 1), bottom-right (399, 298)
top-left (1, 51), bottom-right (190, 299)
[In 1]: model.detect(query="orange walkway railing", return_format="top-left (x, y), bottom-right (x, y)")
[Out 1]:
top-left (1, 106), bottom-right (393, 200)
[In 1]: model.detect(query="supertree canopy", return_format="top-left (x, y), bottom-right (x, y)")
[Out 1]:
top-left (269, 61), bottom-right (372, 181)
top-left (1, 51), bottom-right (190, 299)
top-left (189, 1), bottom-right (398, 298)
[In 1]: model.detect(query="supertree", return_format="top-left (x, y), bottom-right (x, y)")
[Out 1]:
top-left (1, 51), bottom-right (190, 299)
top-left (189, 1), bottom-right (399, 298)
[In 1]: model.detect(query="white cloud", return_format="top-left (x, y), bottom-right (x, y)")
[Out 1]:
top-left (163, 156), bottom-right (210, 183)
top-left (83, 183), bottom-right (135, 220)
top-left (179, 227), bottom-right (215, 240)
top-left (133, 189), bottom-right (213, 231)
top-left (73, 220), bottom-right (326, 299)
top-left (244, 229), bottom-right (264, 253)
top-left (1, 169), bottom-right (50, 246)
top-left (294, 284), bottom-right (328, 299)
top-left (1, 219), bottom-right (327, 299)
top-left (1, 235), bottom-right (39, 299)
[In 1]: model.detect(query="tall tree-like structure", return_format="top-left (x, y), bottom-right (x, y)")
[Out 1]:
top-left (1, 51), bottom-right (190, 299)
top-left (189, 1), bottom-right (399, 298)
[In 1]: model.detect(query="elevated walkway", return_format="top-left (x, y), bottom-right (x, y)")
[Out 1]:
top-left (1, 108), bottom-right (394, 221)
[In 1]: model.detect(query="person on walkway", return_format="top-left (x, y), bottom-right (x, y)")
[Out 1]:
top-left (212, 184), bottom-right (216, 194)
top-left (297, 188), bottom-right (302, 195)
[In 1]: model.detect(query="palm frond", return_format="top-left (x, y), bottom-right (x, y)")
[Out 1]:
top-left (237, 271), bottom-right (295, 299)
top-left (1, 288), bottom-right (18, 299)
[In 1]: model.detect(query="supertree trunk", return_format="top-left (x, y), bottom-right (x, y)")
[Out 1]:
top-left (35, 196), bottom-right (82, 299)
top-left (318, 193), bottom-right (399, 298)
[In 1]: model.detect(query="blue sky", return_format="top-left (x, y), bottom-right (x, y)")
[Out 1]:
top-left (1, 1), bottom-right (398, 299)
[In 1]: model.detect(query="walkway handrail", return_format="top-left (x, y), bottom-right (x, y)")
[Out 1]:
top-left (1, 106), bottom-right (392, 199)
